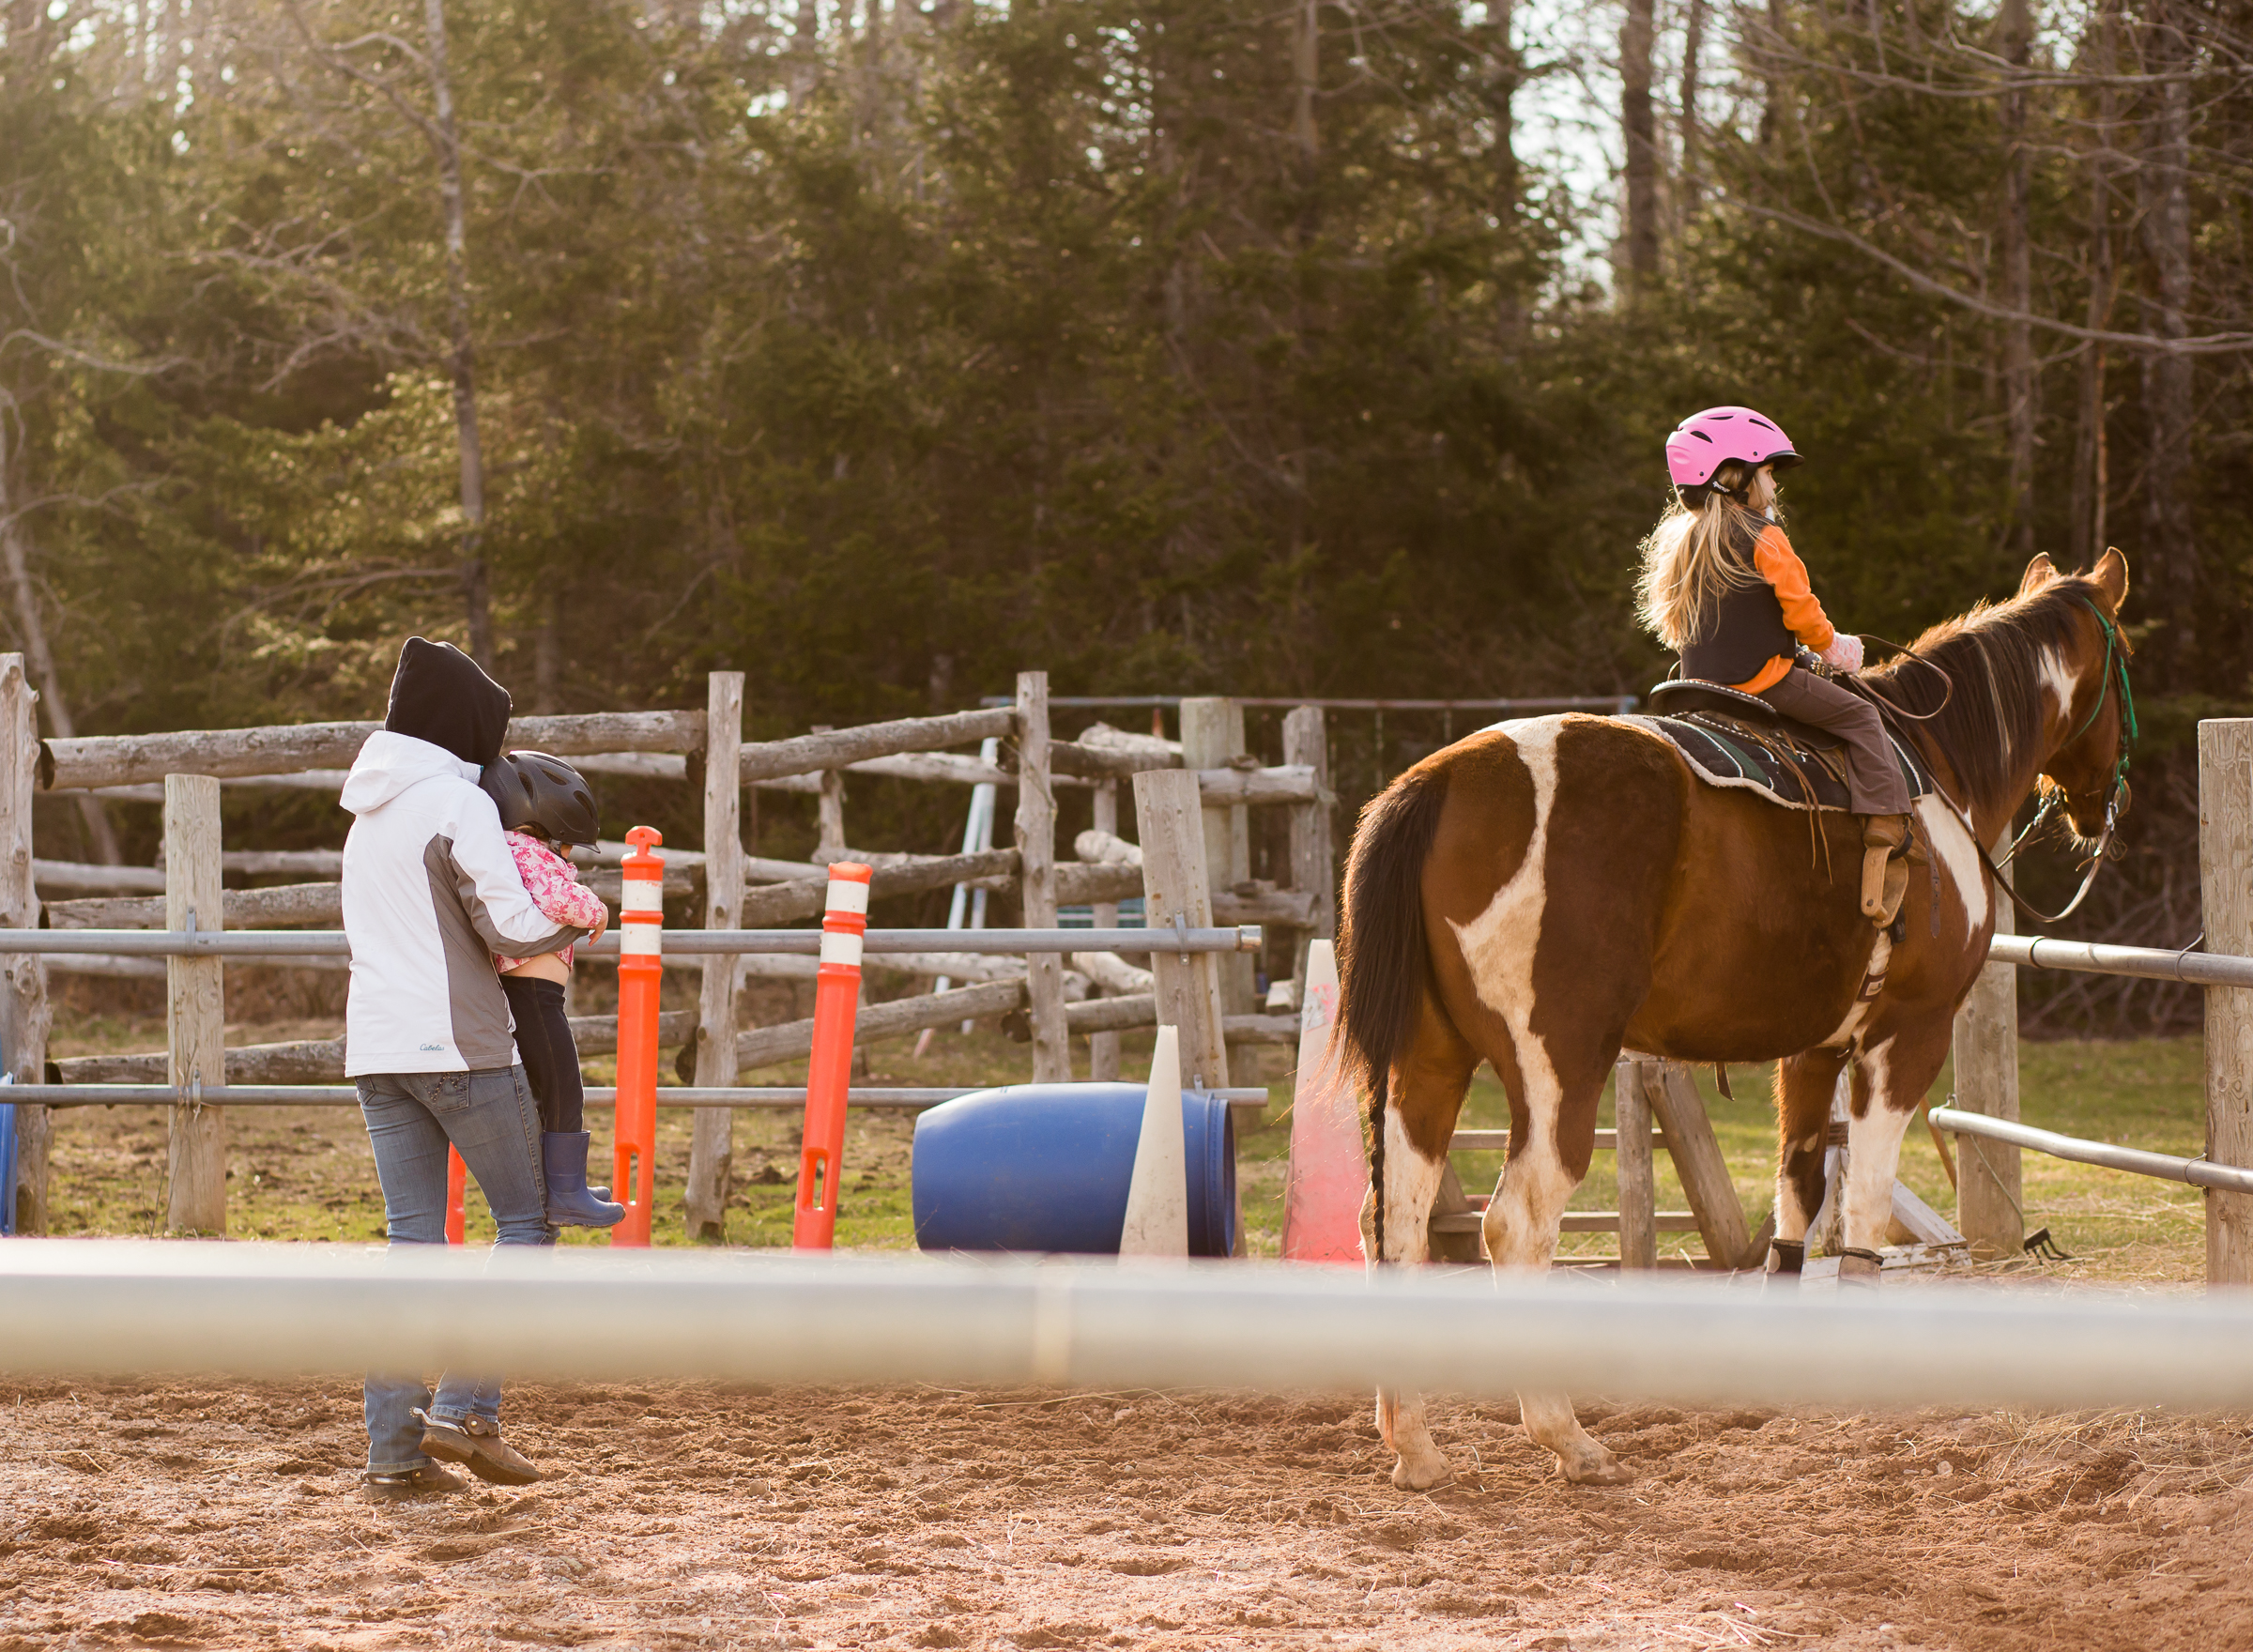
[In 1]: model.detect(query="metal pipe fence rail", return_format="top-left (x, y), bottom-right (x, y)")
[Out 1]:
top-left (8, 1242), bottom-right (2253, 1412)
top-left (4, 1084), bottom-right (1272, 1112)
top-left (0, 926), bottom-right (1260, 959)
top-left (1989, 933), bottom-right (2253, 989)
top-left (1928, 1106), bottom-right (2253, 1196)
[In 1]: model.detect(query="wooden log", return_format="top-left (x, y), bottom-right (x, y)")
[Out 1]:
top-left (47, 881), bottom-right (345, 931)
top-left (1449, 1128), bottom-right (1661, 1154)
top-left (52, 1010), bottom-right (697, 1086)
top-left (0, 657), bottom-right (51, 1232)
top-left (736, 706), bottom-right (1017, 785)
top-left (738, 848), bottom-right (1021, 926)
top-left (45, 710), bottom-right (704, 790)
top-left (1427, 1160), bottom-right (1486, 1262)
top-left (1641, 1060), bottom-right (1756, 1267)
top-left (1614, 1059), bottom-right (1658, 1269)
top-left (1213, 886), bottom-right (1319, 928)
top-left (1953, 836), bottom-right (2023, 1261)
top-left (1016, 673), bottom-right (1069, 1082)
top-left (1055, 861), bottom-right (1144, 905)
top-left (736, 978), bottom-right (1028, 1071)
top-left (222, 849), bottom-right (343, 878)
top-left (572, 751), bottom-right (689, 781)
top-left (1283, 706), bottom-right (1336, 989)
top-left (686, 671), bottom-right (744, 1245)
top-left (165, 775), bottom-right (226, 1234)
top-left (2202, 719), bottom-right (2253, 1286)
top-left (1191, 766), bottom-right (1321, 806)
top-left (34, 858), bottom-right (167, 894)
top-left (1049, 740), bottom-right (1180, 779)
top-left (1221, 1013), bottom-right (1299, 1045)
top-left (1087, 782), bottom-right (1124, 1082)
top-left (817, 762), bottom-right (847, 860)
top-left (1132, 769), bottom-right (1229, 1092)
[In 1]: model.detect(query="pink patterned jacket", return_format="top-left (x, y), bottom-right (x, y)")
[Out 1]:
top-left (494, 831), bottom-right (607, 972)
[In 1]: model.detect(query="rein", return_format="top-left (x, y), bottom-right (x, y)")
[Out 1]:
top-left (1862, 596), bottom-right (2135, 929)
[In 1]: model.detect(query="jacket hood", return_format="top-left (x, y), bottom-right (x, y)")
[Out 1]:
top-left (342, 730), bottom-right (481, 816)
top-left (384, 635), bottom-right (513, 767)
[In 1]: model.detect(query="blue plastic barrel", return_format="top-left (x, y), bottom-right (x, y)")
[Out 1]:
top-left (911, 1082), bottom-right (1236, 1257)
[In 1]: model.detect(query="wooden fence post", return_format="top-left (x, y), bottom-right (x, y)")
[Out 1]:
top-left (1016, 672), bottom-right (1070, 1083)
top-left (685, 671), bottom-right (743, 1243)
top-left (1642, 1060), bottom-right (1756, 1268)
top-left (1282, 705), bottom-right (1334, 995)
top-left (1088, 778), bottom-right (1122, 1082)
top-left (1953, 836), bottom-right (2022, 1261)
top-left (1131, 768), bottom-right (1229, 1093)
top-left (0, 656), bottom-right (51, 1233)
top-left (1613, 1058), bottom-right (1657, 1270)
top-left (165, 774), bottom-right (226, 1234)
top-left (2200, 719), bottom-right (2253, 1286)
top-left (1179, 696), bottom-right (1254, 1017)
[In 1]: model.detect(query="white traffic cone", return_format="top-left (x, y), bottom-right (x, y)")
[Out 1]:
top-left (1118, 1024), bottom-right (1189, 1260)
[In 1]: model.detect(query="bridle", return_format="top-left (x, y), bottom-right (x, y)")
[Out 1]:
top-left (1859, 595), bottom-right (2134, 927)
top-left (1977, 597), bottom-right (2136, 925)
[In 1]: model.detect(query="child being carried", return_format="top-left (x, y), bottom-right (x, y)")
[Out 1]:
top-left (481, 751), bottom-right (623, 1228)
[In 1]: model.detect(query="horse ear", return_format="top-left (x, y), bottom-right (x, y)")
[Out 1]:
top-left (2017, 553), bottom-right (2059, 596)
top-left (2092, 547), bottom-right (2130, 614)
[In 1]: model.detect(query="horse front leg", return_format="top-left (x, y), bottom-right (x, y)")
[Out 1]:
top-left (1359, 1001), bottom-right (1477, 1491)
top-left (1772, 1048), bottom-right (1849, 1281)
top-left (1482, 1042), bottom-right (1628, 1486)
top-left (1835, 1029), bottom-right (1946, 1285)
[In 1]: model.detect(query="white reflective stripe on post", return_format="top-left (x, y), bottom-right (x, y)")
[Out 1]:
top-left (825, 878), bottom-right (870, 916)
top-left (621, 880), bottom-right (665, 914)
top-left (820, 929), bottom-right (864, 969)
top-left (621, 925), bottom-right (663, 957)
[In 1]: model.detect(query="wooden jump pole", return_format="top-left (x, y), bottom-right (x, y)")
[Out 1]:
top-left (1015, 672), bottom-right (1069, 1083)
top-left (684, 670), bottom-right (744, 1243)
top-left (164, 774), bottom-right (226, 1234)
top-left (0, 655), bottom-right (50, 1233)
top-left (2199, 719), bottom-right (2253, 1286)
top-left (1952, 837), bottom-right (2023, 1261)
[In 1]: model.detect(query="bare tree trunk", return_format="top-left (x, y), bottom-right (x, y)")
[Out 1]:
top-left (2070, 0), bottom-right (2119, 569)
top-left (0, 451), bottom-right (122, 864)
top-left (1291, 0), bottom-right (1318, 226)
top-left (2137, 0), bottom-right (2199, 682)
top-left (1492, 0), bottom-right (1523, 337)
top-left (1758, 0), bottom-right (1789, 147)
top-left (1678, 0), bottom-right (1705, 222)
top-left (2000, 0), bottom-right (2035, 558)
top-left (421, 0), bottom-right (492, 668)
top-left (533, 583), bottom-right (563, 714)
top-left (793, 0), bottom-right (820, 96)
top-left (1620, 0), bottom-right (1660, 287)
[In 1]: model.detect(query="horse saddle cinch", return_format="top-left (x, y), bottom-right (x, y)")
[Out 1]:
top-left (1621, 679), bottom-right (1932, 814)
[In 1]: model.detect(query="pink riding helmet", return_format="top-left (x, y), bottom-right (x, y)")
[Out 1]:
top-left (1663, 405), bottom-right (1803, 489)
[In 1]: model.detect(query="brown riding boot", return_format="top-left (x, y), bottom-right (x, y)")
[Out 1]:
top-left (1860, 814), bottom-right (1916, 925)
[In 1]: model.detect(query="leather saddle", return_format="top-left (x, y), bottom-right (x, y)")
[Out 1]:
top-left (1620, 677), bottom-right (1929, 815)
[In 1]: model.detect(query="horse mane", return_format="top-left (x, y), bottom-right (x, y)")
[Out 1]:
top-left (1862, 574), bottom-right (2109, 818)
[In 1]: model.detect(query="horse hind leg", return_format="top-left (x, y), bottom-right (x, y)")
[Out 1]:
top-left (1481, 1037), bottom-right (1632, 1486)
top-left (1360, 991), bottom-right (1479, 1491)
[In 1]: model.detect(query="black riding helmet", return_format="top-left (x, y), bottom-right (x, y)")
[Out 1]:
top-left (480, 751), bottom-right (601, 848)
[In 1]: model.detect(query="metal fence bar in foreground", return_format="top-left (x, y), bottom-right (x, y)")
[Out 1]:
top-left (0, 926), bottom-right (1259, 959)
top-left (8, 1084), bottom-right (1271, 1111)
top-left (1990, 933), bottom-right (2253, 990)
top-left (1930, 1105), bottom-right (2253, 1196)
top-left (5, 1242), bottom-right (2253, 1412)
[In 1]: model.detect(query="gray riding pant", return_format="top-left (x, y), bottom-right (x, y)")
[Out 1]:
top-left (1758, 665), bottom-right (1912, 818)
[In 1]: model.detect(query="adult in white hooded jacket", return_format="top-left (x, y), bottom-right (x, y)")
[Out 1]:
top-left (345, 637), bottom-right (592, 1502)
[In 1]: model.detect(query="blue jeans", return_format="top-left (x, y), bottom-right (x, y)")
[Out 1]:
top-left (358, 1066), bottom-right (547, 1474)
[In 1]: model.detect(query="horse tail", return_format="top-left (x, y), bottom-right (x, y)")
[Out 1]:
top-left (1333, 761), bottom-right (1450, 1265)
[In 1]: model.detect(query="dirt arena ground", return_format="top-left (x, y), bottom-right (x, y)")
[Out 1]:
top-left (9, 1364), bottom-right (2253, 1652)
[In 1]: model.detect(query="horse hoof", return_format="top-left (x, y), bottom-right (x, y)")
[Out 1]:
top-left (1560, 1451), bottom-right (1633, 1488)
top-left (1391, 1456), bottom-right (1453, 1491)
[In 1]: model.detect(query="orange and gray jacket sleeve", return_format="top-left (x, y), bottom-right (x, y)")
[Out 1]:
top-left (1754, 526), bottom-right (1836, 654)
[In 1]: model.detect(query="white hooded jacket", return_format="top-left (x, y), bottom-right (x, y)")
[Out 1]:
top-left (340, 731), bottom-right (589, 1077)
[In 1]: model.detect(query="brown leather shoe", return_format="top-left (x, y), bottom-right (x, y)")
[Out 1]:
top-left (414, 1410), bottom-right (543, 1486)
top-left (1861, 814), bottom-right (1917, 923)
top-left (363, 1463), bottom-right (469, 1503)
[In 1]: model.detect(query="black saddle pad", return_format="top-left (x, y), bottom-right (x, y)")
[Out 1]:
top-left (1618, 710), bottom-right (1931, 813)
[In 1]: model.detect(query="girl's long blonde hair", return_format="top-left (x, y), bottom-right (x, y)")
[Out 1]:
top-left (1634, 461), bottom-right (1778, 650)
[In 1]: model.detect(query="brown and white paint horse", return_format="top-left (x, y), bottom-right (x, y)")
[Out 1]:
top-left (1332, 551), bottom-right (2132, 1491)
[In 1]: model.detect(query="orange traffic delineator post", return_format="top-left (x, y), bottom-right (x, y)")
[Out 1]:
top-left (794, 862), bottom-right (872, 1250)
top-left (1280, 941), bottom-right (1370, 1262)
top-left (611, 825), bottom-right (666, 1248)
top-left (445, 1145), bottom-right (467, 1245)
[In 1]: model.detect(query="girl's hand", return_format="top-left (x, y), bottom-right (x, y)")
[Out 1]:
top-left (1821, 634), bottom-right (1865, 674)
top-left (589, 905), bottom-right (609, 941)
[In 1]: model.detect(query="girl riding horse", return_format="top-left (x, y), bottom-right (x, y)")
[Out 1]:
top-left (1330, 416), bottom-right (2134, 1491)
